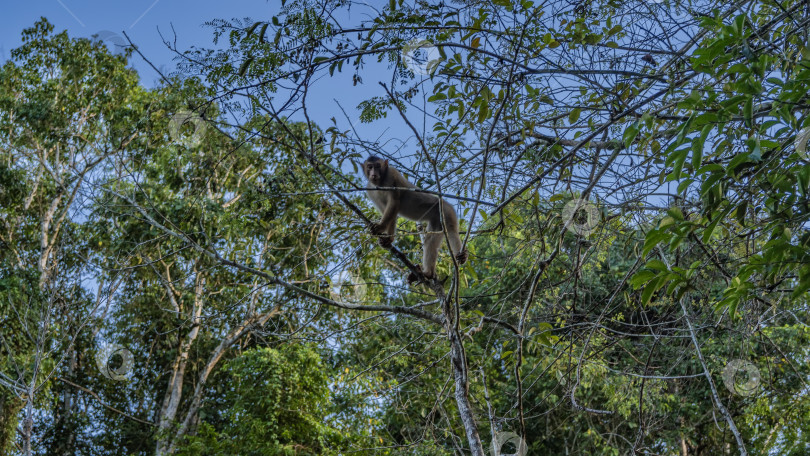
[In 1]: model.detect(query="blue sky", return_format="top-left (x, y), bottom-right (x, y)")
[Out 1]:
top-left (2, 1), bottom-right (277, 81)
top-left (1, 0), bottom-right (409, 144)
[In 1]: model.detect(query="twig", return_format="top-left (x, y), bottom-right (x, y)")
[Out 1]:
top-left (279, 187), bottom-right (496, 206)
top-left (58, 377), bottom-right (155, 426)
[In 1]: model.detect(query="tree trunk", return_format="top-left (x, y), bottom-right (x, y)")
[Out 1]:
top-left (165, 306), bottom-right (281, 454)
top-left (155, 278), bottom-right (205, 455)
top-left (437, 281), bottom-right (484, 456)
top-left (447, 328), bottom-right (484, 456)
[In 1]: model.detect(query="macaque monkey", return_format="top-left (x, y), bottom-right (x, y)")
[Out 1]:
top-left (362, 156), bottom-right (468, 282)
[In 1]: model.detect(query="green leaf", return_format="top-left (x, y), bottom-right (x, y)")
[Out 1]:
top-left (672, 150), bottom-right (688, 180)
top-left (642, 230), bottom-right (670, 257)
top-left (727, 62), bottom-right (750, 74)
top-left (726, 152), bottom-right (751, 177)
top-left (245, 22), bottom-right (261, 39)
top-left (702, 215), bottom-right (723, 243)
top-left (641, 277), bottom-right (663, 306)
top-left (743, 97), bottom-right (753, 128)
top-left (729, 299), bottom-right (739, 319)
top-left (645, 259), bottom-right (668, 272)
top-left (700, 172), bottom-right (723, 197)
top-left (238, 57), bottom-right (254, 77)
top-left (666, 277), bottom-right (684, 295)
top-left (623, 121), bottom-right (640, 148)
top-left (659, 216), bottom-right (676, 229)
top-left (569, 108), bottom-right (581, 124)
top-left (478, 104), bottom-right (489, 123)
top-left (667, 207), bottom-right (684, 221)
top-left (677, 178), bottom-right (694, 194)
top-left (259, 23), bottom-right (269, 43)
top-left (630, 270), bottom-right (656, 289)
top-left (691, 124), bottom-right (712, 169)
top-left (735, 200), bottom-right (748, 226)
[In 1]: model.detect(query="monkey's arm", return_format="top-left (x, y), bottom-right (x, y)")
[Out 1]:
top-left (379, 193), bottom-right (400, 234)
top-left (370, 191), bottom-right (399, 247)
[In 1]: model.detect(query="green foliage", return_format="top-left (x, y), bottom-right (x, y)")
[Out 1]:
top-left (176, 345), bottom-right (351, 456)
top-left (5, 0), bottom-right (810, 454)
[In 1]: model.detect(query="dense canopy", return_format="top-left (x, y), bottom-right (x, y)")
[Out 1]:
top-left (1, 0), bottom-right (810, 454)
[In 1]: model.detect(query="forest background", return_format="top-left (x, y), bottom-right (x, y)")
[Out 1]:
top-left (1, 0), bottom-right (810, 455)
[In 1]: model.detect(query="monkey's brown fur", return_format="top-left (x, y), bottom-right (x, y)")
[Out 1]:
top-left (362, 156), bottom-right (468, 283)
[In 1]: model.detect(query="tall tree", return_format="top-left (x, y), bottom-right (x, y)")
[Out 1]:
top-left (0, 19), bottom-right (145, 455)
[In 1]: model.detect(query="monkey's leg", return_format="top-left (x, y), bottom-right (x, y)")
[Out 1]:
top-left (370, 222), bottom-right (394, 247)
top-left (407, 264), bottom-right (425, 284)
top-left (381, 220), bottom-right (396, 247)
top-left (370, 212), bottom-right (397, 247)
top-left (372, 196), bottom-right (400, 247)
top-left (407, 234), bottom-right (440, 284)
top-left (440, 202), bottom-right (468, 264)
top-left (446, 224), bottom-right (468, 264)
top-left (420, 231), bottom-right (443, 278)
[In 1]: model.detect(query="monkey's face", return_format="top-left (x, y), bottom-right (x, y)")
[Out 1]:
top-left (363, 159), bottom-right (387, 185)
